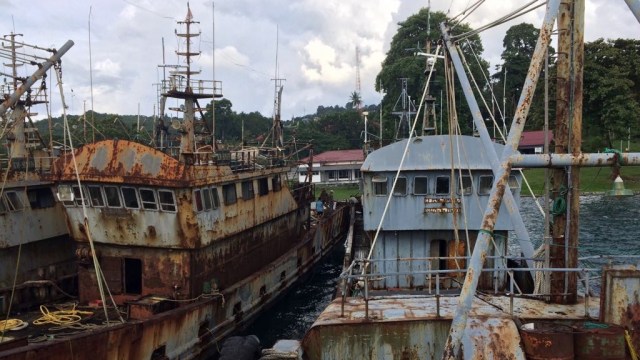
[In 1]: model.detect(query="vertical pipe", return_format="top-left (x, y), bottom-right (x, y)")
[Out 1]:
top-left (441, 1), bottom-right (560, 357)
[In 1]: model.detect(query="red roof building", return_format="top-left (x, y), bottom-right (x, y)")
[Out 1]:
top-left (518, 130), bottom-right (553, 154)
top-left (298, 149), bottom-right (364, 184)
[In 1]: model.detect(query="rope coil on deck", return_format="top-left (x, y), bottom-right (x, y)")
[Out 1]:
top-left (33, 304), bottom-right (93, 329)
top-left (0, 319), bottom-right (26, 332)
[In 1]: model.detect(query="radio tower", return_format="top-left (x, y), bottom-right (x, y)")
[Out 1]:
top-left (354, 46), bottom-right (362, 113)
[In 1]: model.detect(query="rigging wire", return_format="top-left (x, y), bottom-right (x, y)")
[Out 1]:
top-left (365, 44), bottom-right (442, 263)
top-left (452, 0), bottom-right (546, 40)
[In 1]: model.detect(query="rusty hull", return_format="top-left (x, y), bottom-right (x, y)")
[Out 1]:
top-left (599, 265), bottom-right (640, 351)
top-left (0, 205), bottom-right (349, 360)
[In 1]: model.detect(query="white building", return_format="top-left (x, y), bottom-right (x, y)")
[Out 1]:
top-left (297, 149), bottom-right (364, 184)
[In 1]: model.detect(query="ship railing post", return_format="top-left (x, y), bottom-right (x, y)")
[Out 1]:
top-left (428, 262), bottom-right (432, 294)
top-left (364, 261), bottom-right (369, 320)
top-left (584, 270), bottom-right (590, 318)
top-left (436, 273), bottom-right (441, 318)
top-left (509, 270), bottom-right (514, 316)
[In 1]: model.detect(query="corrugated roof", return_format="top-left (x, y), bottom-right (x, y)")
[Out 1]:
top-left (300, 149), bottom-right (364, 164)
top-left (519, 130), bottom-right (553, 148)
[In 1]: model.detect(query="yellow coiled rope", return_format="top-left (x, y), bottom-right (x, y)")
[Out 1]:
top-left (33, 305), bottom-right (93, 327)
top-left (0, 319), bottom-right (25, 332)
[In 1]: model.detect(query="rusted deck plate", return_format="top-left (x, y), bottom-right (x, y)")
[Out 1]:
top-left (313, 294), bottom-right (599, 326)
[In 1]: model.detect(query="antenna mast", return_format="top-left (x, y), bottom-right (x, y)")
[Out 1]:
top-left (355, 46), bottom-right (362, 113)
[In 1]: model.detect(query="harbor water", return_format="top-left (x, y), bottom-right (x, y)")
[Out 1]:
top-left (245, 195), bottom-right (640, 348)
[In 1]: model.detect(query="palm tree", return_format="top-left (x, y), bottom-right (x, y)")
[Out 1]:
top-left (349, 91), bottom-right (362, 111)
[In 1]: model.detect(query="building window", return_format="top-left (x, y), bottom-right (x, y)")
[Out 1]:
top-left (223, 183), bottom-right (237, 205)
top-left (338, 170), bottom-right (350, 180)
top-left (158, 190), bottom-right (176, 212)
top-left (258, 178), bottom-right (269, 196)
top-left (242, 181), bottom-right (254, 200)
top-left (327, 170), bottom-right (337, 181)
top-left (435, 176), bottom-right (450, 195)
top-left (122, 187), bottom-right (140, 209)
top-left (393, 177), bottom-right (407, 196)
top-left (139, 188), bottom-right (158, 210)
top-left (104, 186), bottom-right (122, 208)
top-left (354, 169), bottom-right (361, 179)
top-left (414, 176), bottom-right (429, 195)
top-left (272, 176), bottom-right (281, 192)
top-left (88, 185), bottom-right (105, 207)
top-left (457, 176), bottom-right (473, 196)
top-left (478, 175), bottom-right (494, 195)
top-left (372, 176), bottom-right (388, 196)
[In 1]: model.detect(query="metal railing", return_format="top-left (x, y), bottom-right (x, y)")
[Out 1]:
top-left (338, 255), bottom-right (640, 319)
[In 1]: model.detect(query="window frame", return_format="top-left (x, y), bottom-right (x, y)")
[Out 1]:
top-left (435, 176), bottom-right (450, 196)
top-left (223, 183), bottom-right (237, 205)
top-left (104, 185), bottom-right (123, 208)
top-left (139, 188), bottom-right (158, 210)
top-left (478, 175), bottom-right (494, 195)
top-left (87, 185), bottom-right (106, 207)
top-left (413, 176), bottom-right (429, 195)
top-left (372, 175), bottom-right (388, 196)
top-left (457, 176), bottom-right (473, 196)
top-left (121, 186), bottom-right (140, 209)
top-left (242, 180), bottom-right (254, 200)
top-left (392, 177), bottom-right (407, 196)
top-left (157, 189), bottom-right (177, 212)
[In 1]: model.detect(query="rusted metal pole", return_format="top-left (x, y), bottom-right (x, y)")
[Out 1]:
top-left (441, 1), bottom-right (560, 358)
top-left (0, 40), bottom-right (74, 115)
top-left (625, 0), bottom-right (640, 23)
top-left (551, 0), bottom-right (583, 305)
top-left (510, 152), bottom-right (640, 167)
top-left (442, 25), bottom-right (536, 272)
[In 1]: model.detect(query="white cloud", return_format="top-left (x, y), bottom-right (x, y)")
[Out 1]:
top-left (94, 59), bottom-right (122, 78)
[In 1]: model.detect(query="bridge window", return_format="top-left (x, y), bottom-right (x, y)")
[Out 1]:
top-left (223, 183), bottom-right (237, 205)
top-left (139, 188), bottom-right (158, 210)
top-left (104, 186), bottom-right (122, 208)
top-left (210, 187), bottom-right (220, 209)
top-left (478, 176), bottom-right (494, 195)
top-left (258, 178), bottom-right (269, 196)
top-left (88, 185), bottom-right (105, 207)
top-left (457, 176), bottom-right (473, 196)
top-left (242, 180), bottom-right (254, 200)
top-left (393, 177), bottom-right (407, 196)
top-left (202, 188), bottom-right (213, 210)
top-left (6, 191), bottom-right (24, 211)
top-left (372, 176), bottom-right (387, 196)
top-left (72, 186), bottom-right (88, 207)
top-left (435, 176), bottom-right (450, 195)
top-left (122, 187), bottom-right (140, 209)
top-left (414, 176), bottom-right (429, 195)
top-left (158, 190), bottom-right (176, 212)
top-left (27, 188), bottom-right (56, 209)
top-left (194, 189), bottom-right (203, 211)
top-left (272, 176), bottom-right (281, 192)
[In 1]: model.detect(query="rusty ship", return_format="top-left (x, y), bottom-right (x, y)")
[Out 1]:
top-left (0, 36), bottom-right (76, 319)
top-left (263, 1), bottom-right (640, 359)
top-left (0, 6), bottom-right (349, 359)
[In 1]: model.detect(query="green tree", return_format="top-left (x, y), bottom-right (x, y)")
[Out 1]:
top-left (493, 23), bottom-right (555, 132)
top-left (582, 39), bottom-right (640, 150)
top-left (376, 9), bottom-right (489, 140)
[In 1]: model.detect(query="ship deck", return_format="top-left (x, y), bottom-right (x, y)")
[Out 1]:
top-left (313, 293), bottom-right (599, 326)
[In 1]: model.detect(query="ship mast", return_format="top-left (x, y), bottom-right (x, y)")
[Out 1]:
top-left (161, 4), bottom-right (221, 163)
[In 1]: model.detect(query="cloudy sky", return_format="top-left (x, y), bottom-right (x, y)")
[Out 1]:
top-left (1, 0), bottom-right (638, 121)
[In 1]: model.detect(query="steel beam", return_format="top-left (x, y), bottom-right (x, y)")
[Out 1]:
top-left (0, 40), bottom-right (74, 115)
top-left (625, 0), bottom-right (640, 23)
top-left (510, 152), bottom-right (640, 167)
top-left (441, 0), bottom-right (561, 358)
